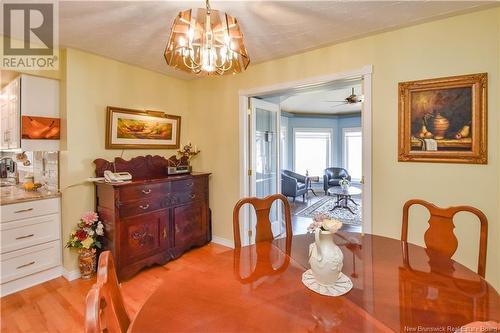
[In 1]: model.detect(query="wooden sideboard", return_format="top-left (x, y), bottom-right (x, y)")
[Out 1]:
top-left (94, 156), bottom-right (211, 280)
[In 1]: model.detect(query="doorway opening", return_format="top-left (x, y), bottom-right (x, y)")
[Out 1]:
top-left (239, 66), bottom-right (372, 246)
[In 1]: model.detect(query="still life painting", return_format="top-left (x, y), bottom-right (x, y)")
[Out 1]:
top-left (398, 73), bottom-right (487, 164)
top-left (106, 107), bottom-right (181, 149)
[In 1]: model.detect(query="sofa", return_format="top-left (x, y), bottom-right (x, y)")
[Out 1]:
top-left (323, 167), bottom-right (351, 194)
top-left (281, 170), bottom-right (308, 202)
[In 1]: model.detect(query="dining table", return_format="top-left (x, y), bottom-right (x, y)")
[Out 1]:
top-left (128, 232), bottom-right (500, 332)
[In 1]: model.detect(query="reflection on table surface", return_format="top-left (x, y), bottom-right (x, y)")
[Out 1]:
top-left (129, 233), bottom-right (500, 333)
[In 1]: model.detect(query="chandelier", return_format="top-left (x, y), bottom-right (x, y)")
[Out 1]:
top-left (164, 0), bottom-right (250, 75)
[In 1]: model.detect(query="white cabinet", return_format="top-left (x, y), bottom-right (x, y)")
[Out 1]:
top-left (0, 197), bottom-right (62, 297)
top-left (1, 241), bottom-right (61, 285)
top-left (20, 75), bottom-right (60, 151)
top-left (0, 77), bottom-right (21, 150)
top-left (1, 197), bottom-right (60, 222)
top-left (0, 214), bottom-right (61, 253)
top-left (20, 75), bottom-right (59, 119)
top-left (0, 74), bottom-right (59, 152)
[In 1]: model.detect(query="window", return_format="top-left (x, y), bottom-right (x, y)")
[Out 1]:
top-left (293, 129), bottom-right (332, 177)
top-left (343, 128), bottom-right (362, 182)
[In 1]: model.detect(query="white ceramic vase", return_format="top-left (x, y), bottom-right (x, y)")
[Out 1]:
top-left (308, 229), bottom-right (343, 286)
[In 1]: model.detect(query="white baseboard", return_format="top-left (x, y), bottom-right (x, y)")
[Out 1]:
top-left (62, 268), bottom-right (81, 281)
top-left (1, 266), bottom-right (62, 297)
top-left (211, 236), bottom-right (234, 249)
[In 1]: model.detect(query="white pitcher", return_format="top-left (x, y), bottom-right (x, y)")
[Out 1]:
top-left (309, 229), bottom-right (343, 286)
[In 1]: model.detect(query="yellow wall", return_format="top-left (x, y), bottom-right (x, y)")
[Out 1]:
top-left (60, 49), bottom-right (190, 270)
top-left (4, 8), bottom-right (499, 290)
top-left (186, 8), bottom-right (500, 289)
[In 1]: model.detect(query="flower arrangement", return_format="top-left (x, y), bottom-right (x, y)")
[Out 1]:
top-left (339, 177), bottom-right (350, 190)
top-left (66, 212), bottom-right (104, 250)
top-left (307, 213), bottom-right (343, 234)
top-left (177, 142), bottom-right (200, 164)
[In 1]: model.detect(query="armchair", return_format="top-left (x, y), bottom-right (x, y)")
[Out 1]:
top-left (281, 170), bottom-right (308, 202)
top-left (323, 167), bottom-right (351, 194)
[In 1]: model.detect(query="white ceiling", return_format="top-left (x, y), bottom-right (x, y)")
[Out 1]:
top-left (262, 80), bottom-right (362, 115)
top-left (54, 1), bottom-right (495, 80)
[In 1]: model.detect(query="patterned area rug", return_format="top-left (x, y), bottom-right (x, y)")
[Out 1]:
top-left (296, 196), bottom-right (362, 226)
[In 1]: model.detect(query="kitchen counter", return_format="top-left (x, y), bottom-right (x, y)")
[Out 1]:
top-left (0, 186), bottom-right (61, 206)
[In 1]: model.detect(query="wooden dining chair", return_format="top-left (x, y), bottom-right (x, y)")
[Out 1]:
top-left (85, 251), bottom-right (131, 333)
top-left (233, 193), bottom-right (292, 248)
top-left (401, 199), bottom-right (488, 277)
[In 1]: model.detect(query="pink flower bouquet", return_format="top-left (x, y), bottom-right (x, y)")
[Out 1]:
top-left (307, 213), bottom-right (343, 234)
top-left (66, 211), bottom-right (104, 249)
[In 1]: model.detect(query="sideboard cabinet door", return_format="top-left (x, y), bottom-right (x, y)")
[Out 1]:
top-left (172, 200), bottom-right (208, 256)
top-left (120, 211), bottom-right (169, 266)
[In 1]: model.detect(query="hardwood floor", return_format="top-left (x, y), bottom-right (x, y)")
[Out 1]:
top-left (0, 243), bottom-right (230, 333)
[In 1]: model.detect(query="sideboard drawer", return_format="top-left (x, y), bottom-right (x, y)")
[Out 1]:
top-left (171, 177), bottom-right (207, 193)
top-left (0, 240), bottom-right (61, 284)
top-left (119, 183), bottom-right (170, 203)
top-left (175, 190), bottom-right (206, 206)
top-left (0, 213), bottom-right (60, 254)
top-left (1, 198), bottom-right (60, 223)
top-left (119, 199), bottom-right (164, 218)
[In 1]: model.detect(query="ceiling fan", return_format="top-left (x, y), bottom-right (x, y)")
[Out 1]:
top-left (324, 88), bottom-right (364, 107)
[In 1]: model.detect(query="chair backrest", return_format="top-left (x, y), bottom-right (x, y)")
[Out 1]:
top-left (401, 199), bottom-right (488, 277)
top-left (85, 251), bottom-right (131, 333)
top-left (325, 167), bottom-right (349, 179)
top-left (85, 286), bottom-right (103, 333)
top-left (233, 193), bottom-right (292, 248)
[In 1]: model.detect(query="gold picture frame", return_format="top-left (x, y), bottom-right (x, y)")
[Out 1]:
top-left (105, 106), bottom-right (181, 149)
top-left (398, 73), bottom-right (487, 164)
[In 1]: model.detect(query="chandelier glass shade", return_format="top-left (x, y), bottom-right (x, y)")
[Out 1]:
top-left (164, 1), bottom-right (250, 75)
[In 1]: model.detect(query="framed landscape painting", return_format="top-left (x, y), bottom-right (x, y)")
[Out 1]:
top-left (398, 73), bottom-right (487, 164)
top-left (106, 106), bottom-right (181, 149)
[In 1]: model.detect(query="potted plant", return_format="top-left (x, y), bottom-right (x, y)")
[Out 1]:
top-left (66, 212), bottom-right (104, 279)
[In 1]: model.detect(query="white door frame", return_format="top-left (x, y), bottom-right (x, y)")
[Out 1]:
top-left (239, 65), bottom-right (373, 244)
